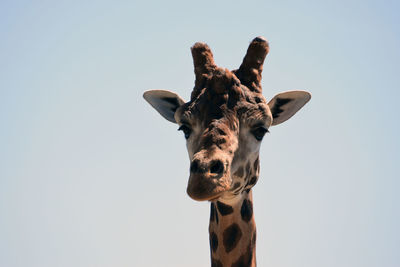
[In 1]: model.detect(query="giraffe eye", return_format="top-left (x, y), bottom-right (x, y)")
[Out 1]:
top-left (251, 126), bottom-right (269, 141)
top-left (178, 125), bottom-right (192, 139)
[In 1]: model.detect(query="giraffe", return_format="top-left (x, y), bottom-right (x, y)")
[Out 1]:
top-left (143, 37), bottom-right (311, 267)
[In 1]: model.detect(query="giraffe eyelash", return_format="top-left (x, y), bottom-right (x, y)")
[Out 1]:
top-left (251, 126), bottom-right (269, 141)
top-left (178, 125), bottom-right (192, 139)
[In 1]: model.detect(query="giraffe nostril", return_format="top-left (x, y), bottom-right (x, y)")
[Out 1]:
top-left (190, 160), bottom-right (202, 173)
top-left (210, 160), bottom-right (224, 175)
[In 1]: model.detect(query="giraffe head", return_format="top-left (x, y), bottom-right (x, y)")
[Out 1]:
top-left (144, 37), bottom-right (310, 202)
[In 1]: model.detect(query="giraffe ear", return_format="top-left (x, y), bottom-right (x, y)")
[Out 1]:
top-left (143, 90), bottom-right (185, 123)
top-left (268, 91), bottom-right (311, 126)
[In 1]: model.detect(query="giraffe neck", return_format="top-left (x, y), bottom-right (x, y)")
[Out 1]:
top-left (209, 190), bottom-right (256, 267)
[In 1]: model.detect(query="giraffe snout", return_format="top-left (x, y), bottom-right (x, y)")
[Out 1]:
top-left (187, 156), bottom-right (231, 201)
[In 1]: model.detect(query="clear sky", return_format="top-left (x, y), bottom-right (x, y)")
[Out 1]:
top-left (1, 0), bottom-right (399, 266)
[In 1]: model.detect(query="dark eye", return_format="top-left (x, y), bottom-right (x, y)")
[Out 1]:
top-left (178, 125), bottom-right (192, 139)
top-left (251, 126), bottom-right (269, 141)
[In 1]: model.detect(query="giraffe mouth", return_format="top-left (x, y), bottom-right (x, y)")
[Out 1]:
top-left (186, 173), bottom-right (231, 201)
top-left (208, 195), bottom-right (222, 201)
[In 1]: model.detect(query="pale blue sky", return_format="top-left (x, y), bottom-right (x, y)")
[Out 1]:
top-left (1, 1), bottom-right (399, 267)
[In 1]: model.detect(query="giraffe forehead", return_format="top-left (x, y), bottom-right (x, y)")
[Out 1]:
top-left (178, 87), bottom-right (269, 127)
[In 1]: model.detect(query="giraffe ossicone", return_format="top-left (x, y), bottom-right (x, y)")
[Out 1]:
top-left (144, 37), bottom-right (311, 267)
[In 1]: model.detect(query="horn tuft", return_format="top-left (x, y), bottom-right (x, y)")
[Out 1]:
top-left (234, 36), bottom-right (270, 93)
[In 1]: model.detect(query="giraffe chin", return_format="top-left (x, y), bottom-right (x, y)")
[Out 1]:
top-left (186, 174), bottom-right (231, 201)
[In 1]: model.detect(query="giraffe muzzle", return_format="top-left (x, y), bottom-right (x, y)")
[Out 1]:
top-left (187, 158), bottom-right (231, 201)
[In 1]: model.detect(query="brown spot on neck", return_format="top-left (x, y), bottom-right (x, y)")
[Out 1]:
top-left (240, 198), bottom-right (253, 222)
top-left (216, 201), bottom-right (234, 216)
top-left (223, 223), bottom-right (242, 253)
